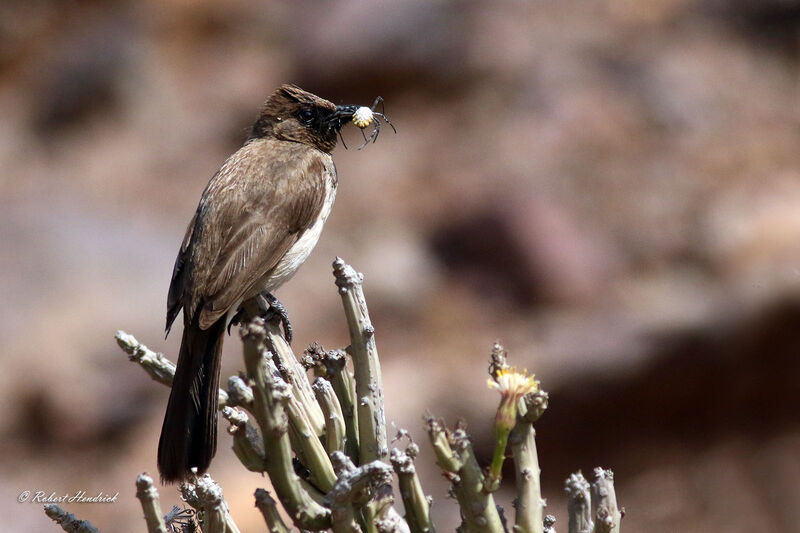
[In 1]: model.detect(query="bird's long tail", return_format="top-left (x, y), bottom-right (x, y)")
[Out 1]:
top-left (157, 315), bottom-right (225, 483)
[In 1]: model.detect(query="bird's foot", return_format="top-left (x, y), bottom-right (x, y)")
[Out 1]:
top-left (258, 292), bottom-right (294, 344)
top-left (262, 293), bottom-right (293, 344)
top-left (227, 293), bottom-right (293, 343)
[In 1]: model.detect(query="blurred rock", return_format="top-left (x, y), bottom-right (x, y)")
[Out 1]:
top-left (30, 9), bottom-right (135, 137)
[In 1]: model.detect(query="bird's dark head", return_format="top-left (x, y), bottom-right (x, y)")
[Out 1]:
top-left (249, 84), bottom-right (360, 153)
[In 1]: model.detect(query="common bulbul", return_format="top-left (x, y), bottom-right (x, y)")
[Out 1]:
top-left (158, 85), bottom-right (378, 482)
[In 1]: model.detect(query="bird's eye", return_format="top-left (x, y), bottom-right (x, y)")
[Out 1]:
top-left (298, 108), bottom-right (315, 125)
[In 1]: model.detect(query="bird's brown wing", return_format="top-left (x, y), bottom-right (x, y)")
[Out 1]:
top-left (169, 138), bottom-right (328, 331)
top-left (166, 209), bottom-right (199, 334)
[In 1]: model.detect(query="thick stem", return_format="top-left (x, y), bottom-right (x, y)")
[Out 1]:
top-left (135, 473), bottom-right (168, 533)
top-left (509, 421), bottom-right (541, 533)
top-left (511, 390), bottom-right (549, 533)
top-left (320, 347), bottom-right (360, 462)
top-left (263, 319), bottom-right (326, 436)
top-left (43, 505), bottom-right (100, 533)
top-left (333, 258), bottom-right (387, 464)
top-left (425, 417), bottom-right (504, 533)
top-left (226, 375), bottom-right (254, 410)
top-left (377, 502), bottom-right (412, 533)
top-left (327, 453), bottom-right (364, 533)
top-left (240, 319), bottom-right (332, 530)
top-left (283, 382), bottom-right (338, 492)
top-left (326, 452), bottom-right (407, 533)
top-left (255, 489), bottom-right (292, 533)
top-left (222, 406), bottom-right (266, 473)
top-left (565, 472), bottom-right (592, 533)
top-left (390, 447), bottom-right (435, 533)
top-left (590, 468), bottom-right (621, 533)
top-left (262, 319), bottom-right (336, 492)
top-left (179, 473), bottom-right (240, 533)
top-left (314, 377), bottom-right (346, 454)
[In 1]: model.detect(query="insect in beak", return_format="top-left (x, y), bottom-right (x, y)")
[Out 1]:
top-left (329, 97), bottom-right (397, 150)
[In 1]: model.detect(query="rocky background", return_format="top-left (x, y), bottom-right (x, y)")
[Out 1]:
top-left (1, 1), bottom-right (799, 531)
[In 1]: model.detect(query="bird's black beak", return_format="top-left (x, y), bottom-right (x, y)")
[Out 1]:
top-left (325, 104), bottom-right (359, 132)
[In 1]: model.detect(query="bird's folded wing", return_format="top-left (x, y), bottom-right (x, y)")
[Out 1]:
top-left (171, 140), bottom-right (327, 330)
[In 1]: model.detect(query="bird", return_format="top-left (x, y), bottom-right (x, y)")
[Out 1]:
top-left (158, 84), bottom-right (379, 482)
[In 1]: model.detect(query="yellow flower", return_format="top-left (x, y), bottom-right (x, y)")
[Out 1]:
top-left (485, 367), bottom-right (539, 491)
top-left (487, 367), bottom-right (539, 402)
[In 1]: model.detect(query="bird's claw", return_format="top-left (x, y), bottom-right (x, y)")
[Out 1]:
top-left (262, 293), bottom-right (293, 344)
top-left (226, 293), bottom-right (293, 343)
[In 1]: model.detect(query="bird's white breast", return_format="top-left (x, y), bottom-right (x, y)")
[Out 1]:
top-left (265, 162), bottom-right (337, 291)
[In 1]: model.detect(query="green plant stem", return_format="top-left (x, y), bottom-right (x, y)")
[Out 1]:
top-left (320, 348), bottom-right (360, 462)
top-left (179, 473), bottom-right (240, 533)
top-left (590, 468), bottom-right (621, 533)
top-left (43, 505), bottom-right (100, 533)
top-left (426, 418), bottom-right (504, 533)
top-left (262, 319), bottom-right (336, 492)
top-left (240, 318), bottom-right (332, 530)
top-left (254, 489), bottom-right (292, 533)
top-left (511, 390), bottom-right (549, 533)
top-left (222, 406), bottom-right (266, 473)
top-left (509, 420), bottom-right (540, 533)
top-left (333, 258), bottom-right (387, 464)
top-left (326, 452), bottom-right (406, 533)
top-left (226, 375), bottom-right (254, 409)
top-left (486, 425), bottom-right (510, 493)
top-left (565, 472), bottom-right (592, 533)
top-left (327, 453), bottom-right (364, 533)
top-left (390, 448), bottom-right (435, 533)
top-left (135, 473), bottom-right (168, 533)
top-left (314, 377), bottom-right (346, 453)
top-left (263, 320), bottom-right (326, 436)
